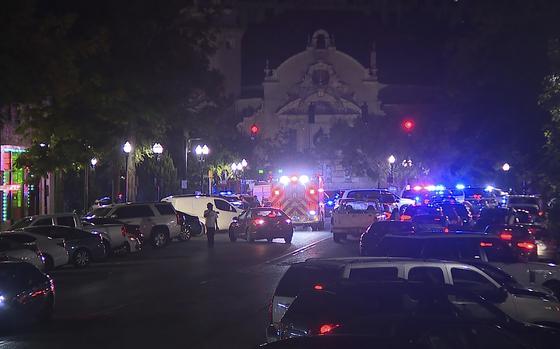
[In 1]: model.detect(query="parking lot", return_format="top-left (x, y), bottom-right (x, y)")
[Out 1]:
top-left (0, 229), bottom-right (356, 349)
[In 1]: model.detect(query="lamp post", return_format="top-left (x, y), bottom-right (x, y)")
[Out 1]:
top-left (502, 162), bottom-right (511, 193)
top-left (195, 144), bottom-right (209, 194)
top-left (502, 163), bottom-right (510, 172)
top-left (387, 155), bottom-right (396, 184)
top-left (84, 158), bottom-right (98, 212)
top-left (123, 141), bottom-right (132, 201)
top-left (152, 143), bottom-right (163, 200)
top-left (241, 159), bottom-right (248, 193)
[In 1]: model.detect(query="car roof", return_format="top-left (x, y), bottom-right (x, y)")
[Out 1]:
top-left (102, 201), bottom-right (171, 208)
top-left (383, 233), bottom-right (498, 240)
top-left (303, 256), bottom-right (475, 267)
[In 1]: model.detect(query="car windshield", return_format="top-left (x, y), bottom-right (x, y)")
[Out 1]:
top-left (88, 207), bottom-right (112, 218)
top-left (404, 206), bottom-right (440, 216)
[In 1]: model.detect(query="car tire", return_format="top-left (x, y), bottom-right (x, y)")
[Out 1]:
top-left (284, 234), bottom-right (293, 244)
top-left (229, 228), bottom-right (237, 242)
top-left (73, 249), bottom-right (91, 268)
top-left (43, 254), bottom-right (55, 271)
top-left (151, 229), bottom-right (169, 248)
top-left (246, 229), bottom-right (254, 243)
top-left (178, 226), bottom-right (192, 242)
top-left (103, 239), bottom-right (112, 257)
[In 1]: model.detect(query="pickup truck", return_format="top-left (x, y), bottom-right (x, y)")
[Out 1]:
top-left (331, 201), bottom-right (387, 242)
top-left (10, 213), bottom-right (133, 253)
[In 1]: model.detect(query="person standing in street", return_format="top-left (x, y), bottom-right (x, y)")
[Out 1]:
top-left (204, 203), bottom-right (219, 248)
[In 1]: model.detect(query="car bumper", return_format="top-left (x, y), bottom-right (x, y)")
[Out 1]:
top-left (248, 227), bottom-right (292, 239)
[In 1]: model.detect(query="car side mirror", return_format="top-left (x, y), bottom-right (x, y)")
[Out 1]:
top-left (483, 287), bottom-right (508, 303)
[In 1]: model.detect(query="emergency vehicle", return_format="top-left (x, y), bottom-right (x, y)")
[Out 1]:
top-left (261, 174), bottom-right (325, 230)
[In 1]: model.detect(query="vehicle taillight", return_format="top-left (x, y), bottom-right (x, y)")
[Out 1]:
top-left (443, 227), bottom-right (449, 233)
top-left (517, 242), bottom-right (535, 250)
top-left (313, 284), bottom-right (324, 290)
top-left (253, 219), bottom-right (265, 225)
top-left (400, 215), bottom-right (412, 221)
top-left (480, 242), bottom-right (493, 247)
top-left (499, 232), bottom-right (513, 241)
top-left (538, 211), bottom-right (544, 216)
top-left (318, 323), bottom-right (340, 335)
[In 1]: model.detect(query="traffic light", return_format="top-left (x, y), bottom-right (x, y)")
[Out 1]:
top-left (250, 124), bottom-right (259, 139)
top-left (401, 119), bottom-right (415, 133)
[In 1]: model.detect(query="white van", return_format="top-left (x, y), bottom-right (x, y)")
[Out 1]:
top-left (162, 195), bottom-right (241, 232)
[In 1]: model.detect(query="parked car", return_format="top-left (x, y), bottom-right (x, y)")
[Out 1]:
top-left (162, 195), bottom-right (241, 233)
top-left (0, 232), bottom-right (68, 270)
top-left (12, 213), bottom-right (131, 253)
top-left (337, 189), bottom-right (405, 210)
top-left (507, 195), bottom-right (546, 222)
top-left (276, 282), bottom-right (559, 348)
top-left (176, 210), bottom-right (203, 237)
top-left (228, 207), bottom-right (293, 243)
top-left (88, 202), bottom-right (185, 248)
top-left (474, 207), bottom-right (518, 230)
top-left (484, 225), bottom-right (537, 260)
top-left (81, 217), bottom-right (142, 253)
top-left (24, 226), bottom-right (107, 267)
top-left (0, 261), bottom-right (55, 325)
top-left (331, 200), bottom-right (386, 242)
top-left (439, 202), bottom-right (473, 226)
top-left (0, 238), bottom-right (45, 271)
top-left (520, 225), bottom-right (559, 261)
top-left (368, 233), bottom-right (560, 299)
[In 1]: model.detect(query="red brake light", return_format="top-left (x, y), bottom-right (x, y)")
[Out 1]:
top-left (400, 215), bottom-right (412, 221)
top-left (274, 190), bottom-right (280, 196)
top-left (499, 232), bottom-right (513, 241)
top-left (319, 323), bottom-right (340, 335)
top-left (480, 242), bottom-right (493, 247)
top-left (313, 284), bottom-right (324, 290)
top-left (254, 219), bottom-right (265, 225)
top-left (538, 211), bottom-right (544, 216)
top-left (517, 242), bottom-right (535, 250)
top-left (443, 227), bottom-right (449, 233)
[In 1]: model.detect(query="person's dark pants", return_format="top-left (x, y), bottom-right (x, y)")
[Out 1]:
top-left (207, 227), bottom-right (216, 247)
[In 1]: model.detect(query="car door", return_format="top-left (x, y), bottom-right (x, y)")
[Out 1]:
top-left (54, 215), bottom-right (77, 228)
top-left (213, 199), bottom-right (238, 230)
top-left (447, 266), bottom-right (517, 320)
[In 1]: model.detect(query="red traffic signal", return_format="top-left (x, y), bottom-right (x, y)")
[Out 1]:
top-left (402, 119), bottom-right (415, 133)
top-left (250, 124), bottom-right (259, 138)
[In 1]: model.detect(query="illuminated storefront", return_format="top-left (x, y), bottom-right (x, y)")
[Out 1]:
top-left (1, 145), bottom-right (34, 225)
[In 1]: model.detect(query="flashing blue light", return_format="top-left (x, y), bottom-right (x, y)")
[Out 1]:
top-left (435, 185), bottom-right (445, 191)
top-left (327, 200), bottom-right (334, 206)
top-left (456, 184), bottom-right (465, 190)
top-left (415, 196), bottom-right (421, 202)
top-left (485, 185), bottom-right (494, 192)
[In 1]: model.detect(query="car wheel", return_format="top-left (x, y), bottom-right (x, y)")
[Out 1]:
top-left (123, 241), bottom-right (131, 254)
top-left (333, 233), bottom-right (344, 243)
top-left (103, 239), bottom-right (112, 257)
top-left (151, 229), bottom-right (168, 248)
top-left (284, 234), bottom-right (293, 244)
top-left (246, 229), bottom-right (254, 243)
top-left (178, 226), bottom-right (192, 242)
top-left (229, 228), bottom-right (237, 242)
top-left (43, 254), bottom-right (55, 271)
top-left (73, 249), bottom-right (91, 268)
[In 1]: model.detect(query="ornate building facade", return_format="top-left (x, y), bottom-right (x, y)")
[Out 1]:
top-left (236, 30), bottom-right (388, 189)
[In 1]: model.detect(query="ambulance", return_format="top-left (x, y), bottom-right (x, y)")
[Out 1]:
top-left (266, 174), bottom-right (325, 231)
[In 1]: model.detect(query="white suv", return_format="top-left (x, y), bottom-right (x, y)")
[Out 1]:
top-left (266, 257), bottom-right (560, 342)
top-left (90, 202), bottom-right (183, 248)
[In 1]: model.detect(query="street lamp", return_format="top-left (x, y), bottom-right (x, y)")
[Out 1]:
top-left (195, 144), bottom-right (210, 193)
top-left (502, 163), bottom-right (511, 172)
top-left (90, 158), bottom-right (98, 168)
top-left (152, 143), bottom-right (164, 200)
top-left (123, 141), bottom-right (132, 202)
top-left (387, 155), bottom-right (396, 184)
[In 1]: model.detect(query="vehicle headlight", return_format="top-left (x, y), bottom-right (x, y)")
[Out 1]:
top-left (0, 295), bottom-right (5, 307)
top-left (309, 210), bottom-right (316, 216)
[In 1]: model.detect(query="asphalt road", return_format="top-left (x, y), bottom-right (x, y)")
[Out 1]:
top-left (0, 227), bottom-right (358, 349)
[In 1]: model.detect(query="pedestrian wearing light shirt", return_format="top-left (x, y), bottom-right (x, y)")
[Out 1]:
top-left (204, 203), bottom-right (219, 248)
